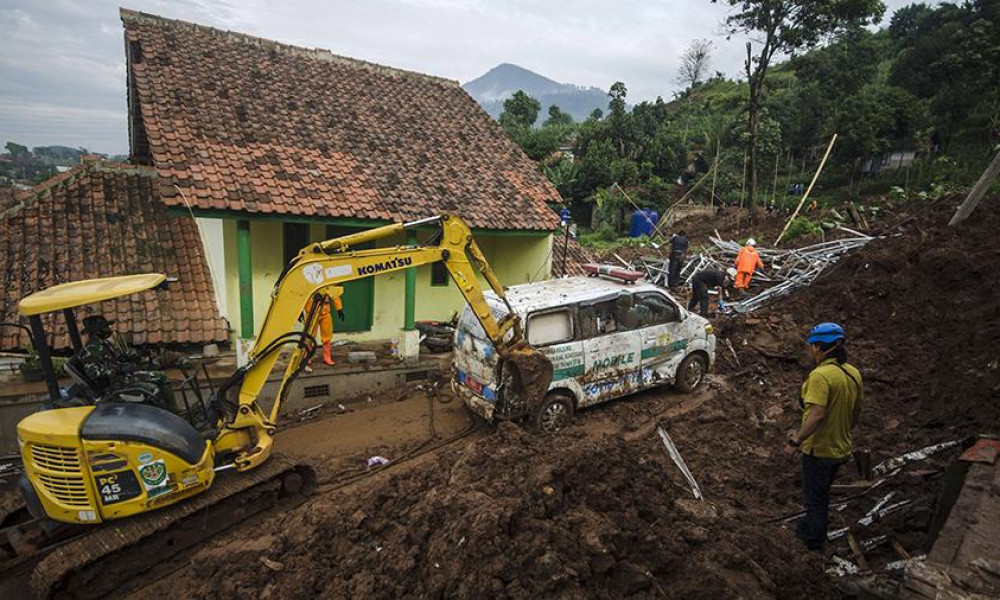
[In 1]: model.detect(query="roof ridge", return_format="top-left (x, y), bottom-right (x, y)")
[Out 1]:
top-left (1, 160), bottom-right (157, 220)
top-left (119, 7), bottom-right (459, 88)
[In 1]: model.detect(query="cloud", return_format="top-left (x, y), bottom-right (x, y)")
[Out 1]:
top-left (0, 0), bottom-right (931, 154)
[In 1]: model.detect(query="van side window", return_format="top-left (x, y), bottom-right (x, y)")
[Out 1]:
top-left (632, 293), bottom-right (680, 326)
top-left (527, 309), bottom-right (574, 346)
top-left (577, 299), bottom-right (626, 338)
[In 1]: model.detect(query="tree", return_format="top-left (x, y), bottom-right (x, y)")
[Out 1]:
top-left (498, 90), bottom-right (541, 130)
top-left (544, 104), bottom-right (574, 127)
top-left (677, 39), bottom-right (713, 89)
top-left (716, 0), bottom-right (885, 218)
top-left (5, 142), bottom-right (29, 156)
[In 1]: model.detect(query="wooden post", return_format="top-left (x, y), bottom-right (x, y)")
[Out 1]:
top-left (949, 150), bottom-right (1000, 226)
top-left (775, 134), bottom-right (838, 246)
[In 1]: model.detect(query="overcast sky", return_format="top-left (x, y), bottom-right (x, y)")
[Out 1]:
top-left (0, 0), bottom-right (921, 155)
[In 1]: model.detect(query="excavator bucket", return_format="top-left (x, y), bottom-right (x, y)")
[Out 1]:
top-left (500, 344), bottom-right (555, 416)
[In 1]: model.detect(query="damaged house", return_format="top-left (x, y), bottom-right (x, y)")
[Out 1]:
top-left (121, 9), bottom-right (562, 355)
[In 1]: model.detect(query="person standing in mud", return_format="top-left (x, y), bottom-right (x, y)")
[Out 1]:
top-left (784, 322), bottom-right (863, 550)
top-left (667, 230), bottom-right (689, 288)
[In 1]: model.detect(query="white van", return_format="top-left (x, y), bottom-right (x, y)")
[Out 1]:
top-left (453, 276), bottom-right (716, 432)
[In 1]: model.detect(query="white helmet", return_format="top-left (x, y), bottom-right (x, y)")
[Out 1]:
top-left (726, 267), bottom-right (737, 279)
top-left (747, 238), bottom-right (757, 247)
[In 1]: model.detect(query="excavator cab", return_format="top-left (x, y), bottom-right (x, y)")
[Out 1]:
top-left (11, 274), bottom-right (223, 525)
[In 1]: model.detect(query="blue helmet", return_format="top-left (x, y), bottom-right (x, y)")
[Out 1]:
top-left (807, 322), bottom-right (845, 345)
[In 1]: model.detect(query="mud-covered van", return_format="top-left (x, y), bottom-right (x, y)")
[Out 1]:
top-left (453, 276), bottom-right (716, 432)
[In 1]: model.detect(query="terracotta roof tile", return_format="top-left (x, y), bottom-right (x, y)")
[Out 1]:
top-left (121, 9), bottom-right (560, 231)
top-left (0, 161), bottom-right (230, 351)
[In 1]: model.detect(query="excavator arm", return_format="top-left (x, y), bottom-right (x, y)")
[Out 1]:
top-left (212, 215), bottom-right (552, 470)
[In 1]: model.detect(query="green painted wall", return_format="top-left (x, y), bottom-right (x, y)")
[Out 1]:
top-left (250, 220), bottom-right (285, 331)
top-left (217, 218), bottom-right (553, 342)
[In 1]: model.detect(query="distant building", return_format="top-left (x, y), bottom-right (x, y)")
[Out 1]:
top-left (120, 10), bottom-right (561, 356)
top-left (861, 150), bottom-right (919, 174)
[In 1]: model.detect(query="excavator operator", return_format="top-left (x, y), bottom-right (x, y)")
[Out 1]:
top-left (74, 314), bottom-right (177, 413)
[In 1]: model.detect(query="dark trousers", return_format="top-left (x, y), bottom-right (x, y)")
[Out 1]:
top-left (667, 253), bottom-right (685, 287)
top-left (688, 281), bottom-right (709, 314)
top-left (796, 454), bottom-right (843, 550)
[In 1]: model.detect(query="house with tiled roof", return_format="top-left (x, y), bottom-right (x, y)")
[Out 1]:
top-left (0, 158), bottom-right (229, 352)
top-left (120, 9), bottom-right (561, 355)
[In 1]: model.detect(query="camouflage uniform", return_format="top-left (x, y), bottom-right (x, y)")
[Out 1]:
top-left (78, 316), bottom-right (178, 414)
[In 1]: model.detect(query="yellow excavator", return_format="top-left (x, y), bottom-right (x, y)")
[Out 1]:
top-left (3, 214), bottom-right (552, 598)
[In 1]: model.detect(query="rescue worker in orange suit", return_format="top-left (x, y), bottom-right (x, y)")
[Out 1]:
top-left (304, 289), bottom-right (345, 370)
top-left (734, 238), bottom-right (764, 292)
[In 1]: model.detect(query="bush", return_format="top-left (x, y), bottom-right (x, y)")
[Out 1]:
top-left (783, 217), bottom-right (823, 241)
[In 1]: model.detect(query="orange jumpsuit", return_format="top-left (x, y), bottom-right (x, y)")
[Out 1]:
top-left (305, 294), bottom-right (343, 344)
top-left (734, 246), bottom-right (764, 290)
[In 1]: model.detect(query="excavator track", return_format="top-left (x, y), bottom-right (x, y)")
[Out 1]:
top-left (29, 454), bottom-right (314, 600)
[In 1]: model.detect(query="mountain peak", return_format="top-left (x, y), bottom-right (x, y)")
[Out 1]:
top-left (462, 63), bottom-right (607, 124)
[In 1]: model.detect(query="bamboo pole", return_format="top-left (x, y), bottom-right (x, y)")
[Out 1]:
top-left (775, 134), bottom-right (838, 246)
top-left (740, 150), bottom-right (748, 208)
top-left (710, 137), bottom-right (721, 207)
top-left (771, 150), bottom-right (780, 207)
top-left (950, 150), bottom-right (1000, 225)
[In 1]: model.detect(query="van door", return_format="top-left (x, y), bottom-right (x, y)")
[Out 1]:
top-left (526, 307), bottom-right (582, 386)
top-left (577, 296), bottom-right (641, 407)
top-left (631, 291), bottom-right (688, 386)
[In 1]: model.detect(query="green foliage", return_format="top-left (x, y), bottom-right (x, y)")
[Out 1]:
top-left (499, 91), bottom-right (540, 130)
top-left (5, 142), bottom-right (29, 156)
top-left (541, 157), bottom-right (579, 198)
top-left (492, 1), bottom-right (998, 230)
top-left (783, 217), bottom-right (823, 241)
top-left (499, 91), bottom-right (577, 161)
top-left (544, 105), bottom-right (574, 127)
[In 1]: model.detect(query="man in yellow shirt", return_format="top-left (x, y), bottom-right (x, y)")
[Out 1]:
top-left (783, 322), bottom-right (863, 550)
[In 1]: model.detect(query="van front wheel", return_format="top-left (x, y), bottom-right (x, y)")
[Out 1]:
top-left (532, 393), bottom-right (574, 433)
top-left (674, 353), bottom-right (707, 393)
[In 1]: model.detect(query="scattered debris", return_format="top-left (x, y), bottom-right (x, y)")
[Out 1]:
top-left (298, 404), bottom-right (324, 421)
top-left (887, 554), bottom-right (926, 571)
top-left (259, 556), bottom-right (285, 572)
top-left (656, 426), bottom-right (702, 500)
top-left (871, 440), bottom-right (961, 477)
top-left (827, 555), bottom-right (860, 577)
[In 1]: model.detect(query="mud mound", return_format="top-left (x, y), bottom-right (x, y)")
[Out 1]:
top-left (177, 424), bottom-right (831, 599)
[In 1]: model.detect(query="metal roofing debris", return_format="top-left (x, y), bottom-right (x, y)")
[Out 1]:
top-left (635, 231), bottom-right (878, 313)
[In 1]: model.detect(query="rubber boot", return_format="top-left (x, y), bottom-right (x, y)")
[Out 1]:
top-left (323, 341), bottom-right (336, 366)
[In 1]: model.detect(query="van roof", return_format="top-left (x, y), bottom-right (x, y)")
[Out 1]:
top-left (497, 276), bottom-right (671, 313)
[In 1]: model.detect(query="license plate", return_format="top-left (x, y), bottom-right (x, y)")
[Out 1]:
top-left (465, 377), bottom-right (483, 394)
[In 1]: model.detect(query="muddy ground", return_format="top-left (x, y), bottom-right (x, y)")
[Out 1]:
top-left (133, 196), bottom-right (994, 599)
top-left (9, 195), bottom-right (997, 598)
